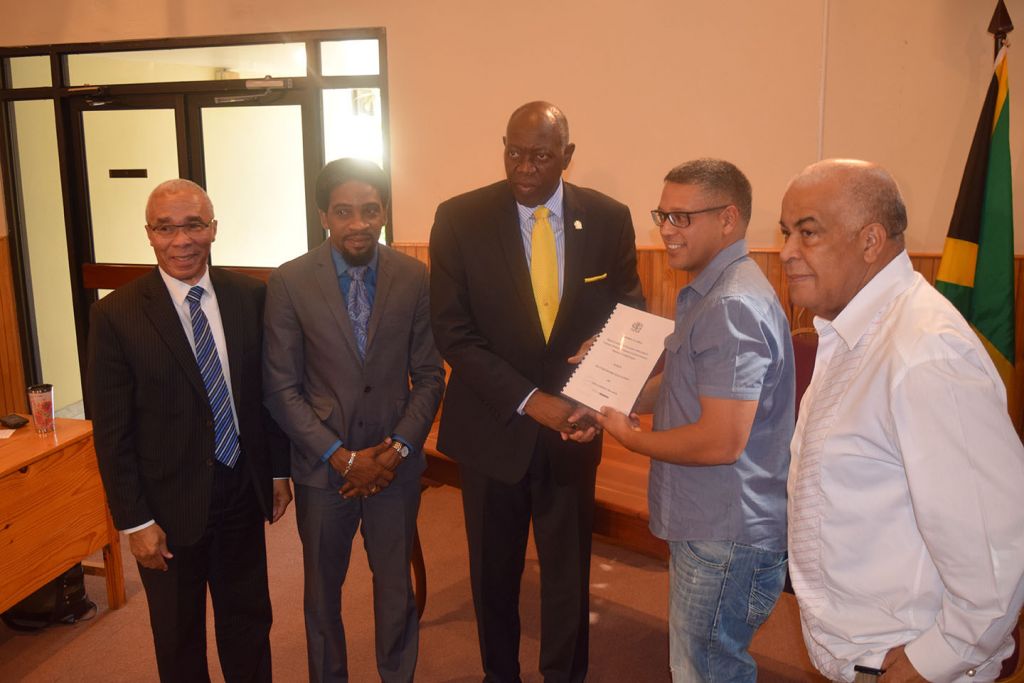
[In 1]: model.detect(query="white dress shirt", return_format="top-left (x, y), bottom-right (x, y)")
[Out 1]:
top-left (122, 267), bottom-right (239, 534)
top-left (788, 250), bottom-right (1024, 683)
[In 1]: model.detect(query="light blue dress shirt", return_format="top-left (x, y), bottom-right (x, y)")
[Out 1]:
top-left (648, 239), bottom-right (794, 552)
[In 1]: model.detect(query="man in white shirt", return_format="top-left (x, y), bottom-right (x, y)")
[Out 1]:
top-left (781, 159), bottom-right (1024, 683)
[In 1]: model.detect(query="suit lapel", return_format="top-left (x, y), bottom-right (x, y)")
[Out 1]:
top-left (366, 245), bottom-right (393, 353)
top-left (552, 183), bottom-right (588, 343)
top-left (209, 268), bottom-right (245, 404)
top-left (495, 184), bottom-right (546, 341)
top-left (313, 242), bottom-right (362, 363)
top-left (140, 269), bottom-right (207, 400)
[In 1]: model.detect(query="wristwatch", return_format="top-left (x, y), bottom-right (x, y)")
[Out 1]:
top-left (391, 441), bottom-right (410, 459)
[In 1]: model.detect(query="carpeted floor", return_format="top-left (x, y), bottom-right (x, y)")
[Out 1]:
top-left (0, 485), bottom-right (823, 682)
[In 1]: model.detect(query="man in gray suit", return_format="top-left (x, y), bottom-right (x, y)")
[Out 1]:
top-left (263, 158), bottom-right (445, 682)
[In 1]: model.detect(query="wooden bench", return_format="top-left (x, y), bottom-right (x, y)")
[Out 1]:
top-left (411, 416), bottom-right (666, 617)
top-left (420, 416), bottom-right (665, 560)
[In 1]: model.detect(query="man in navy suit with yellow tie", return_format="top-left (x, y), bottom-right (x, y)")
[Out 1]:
top-left (429, 101), bottom-right (644, 682)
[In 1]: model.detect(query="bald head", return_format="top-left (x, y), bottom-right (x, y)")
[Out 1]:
top-left (146, 179), bottom-right (214, 225)
top-left (788, 159), bottom-right (907, 241)
top-left (507, 101), bottom-right (570, 148)
top-left (503, 101), bottom-right (575, 207)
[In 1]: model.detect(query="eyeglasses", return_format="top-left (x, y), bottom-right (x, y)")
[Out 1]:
top-left (650, 204), bottom-right (730, 228)
top-left (146, 220), bottom-right (215, 238)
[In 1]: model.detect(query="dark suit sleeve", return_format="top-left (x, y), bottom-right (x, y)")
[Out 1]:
top-left (87, 303), bottom-right (153, 530)
top-left (612, 208), bottom-right (645, 310)
top-left (429, 207), bottom-right (537, 422)
top-left (392, 264), bottom-right (445, 449)
top-left (263, 270), bottom-right (341, 464)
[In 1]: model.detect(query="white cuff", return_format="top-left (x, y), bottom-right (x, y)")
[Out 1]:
top-left (122, 519), bottom-right (156, 535)
top-left (518, 388), bottom-right (539, 415)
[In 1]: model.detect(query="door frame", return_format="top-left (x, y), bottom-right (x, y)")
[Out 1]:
top-left (0, 28), bottom-right (389, 397)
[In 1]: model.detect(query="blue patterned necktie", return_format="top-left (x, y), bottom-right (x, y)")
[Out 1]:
top-left (347, 266), bottom-right (371, 359)
top-left (186, 286), bottom-right (241, 468)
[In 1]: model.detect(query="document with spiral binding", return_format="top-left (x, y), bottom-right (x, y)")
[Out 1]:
top-left (562, 303), bottom-right (674, 414)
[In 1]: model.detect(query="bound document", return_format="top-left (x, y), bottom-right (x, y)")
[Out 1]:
top-left (562, 303), bottom-right (674, 414)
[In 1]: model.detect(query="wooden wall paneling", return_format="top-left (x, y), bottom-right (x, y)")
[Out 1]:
top-left (396, 243), bottom-right (1024, 430)
top-left (0, 236), bottom-right (26, 414)
top-left (28, 244), bottom-right (1024, 430)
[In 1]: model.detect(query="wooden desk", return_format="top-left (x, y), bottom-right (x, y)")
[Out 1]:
top-left (0, 417), bottom-right (125, 613)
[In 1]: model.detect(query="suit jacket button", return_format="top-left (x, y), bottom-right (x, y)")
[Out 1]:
top-left (206, 459), bottom-right (214, 467)
top-left (364, 385), bottom-right (372, 393)
top-left (206, 419), bottom-right (213, 428)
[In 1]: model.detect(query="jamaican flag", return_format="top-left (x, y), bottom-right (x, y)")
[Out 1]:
top-left (936, 46), bottom-right (1016, 396)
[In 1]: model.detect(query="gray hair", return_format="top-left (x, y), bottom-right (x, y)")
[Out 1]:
top-left (664, 158), bottom-right (752, 224)
top-left (794, 160), bottom-right (907, 239)
top-left (146, 179), bottom-right (214, 221)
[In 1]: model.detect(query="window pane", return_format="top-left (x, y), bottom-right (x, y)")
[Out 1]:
top-left (11, 100), bottom-right (81, 414)
top-left (201, 105), bottom-right (307, 267)
top-left (320, 40), bottom-right (379, 76)
top-left (323, 88), bottom-right (383, 167)
top-left (8, 56), bottom-right (51, 88)
top-left (67, 44), bottom-right (307, 86)
top-left (84, 108), bottom-right (179, 263)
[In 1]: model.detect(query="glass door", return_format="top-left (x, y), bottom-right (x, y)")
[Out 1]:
top-left (187, 90), bottom-right (317, 268)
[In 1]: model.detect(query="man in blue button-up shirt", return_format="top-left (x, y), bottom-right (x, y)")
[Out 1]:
top-left (597, 159), bottom-right (794, 683)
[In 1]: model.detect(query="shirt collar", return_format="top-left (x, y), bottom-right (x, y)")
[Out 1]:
top-left (158, 266), bottom-right (213, 307)
top-left (815, 249), bottom-right (915, 348)
top-left (516, 179), bottom-right (564, 224)
top-left (685, 239), bottom-right (749, 297)
top-left (331, 244), bottom-right (379, 278)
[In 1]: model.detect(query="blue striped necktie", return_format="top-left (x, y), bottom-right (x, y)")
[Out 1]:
top-left (186, 286), bottom-right (241, 468)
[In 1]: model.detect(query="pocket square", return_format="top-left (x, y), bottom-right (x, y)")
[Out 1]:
top-left (583, 273), bottom-right (608, 283)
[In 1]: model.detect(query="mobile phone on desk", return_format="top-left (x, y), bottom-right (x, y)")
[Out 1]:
top-left (0, 414), bottom-right (29, 429)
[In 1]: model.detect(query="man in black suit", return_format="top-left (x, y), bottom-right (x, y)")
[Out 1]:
top-left (87, 179), bottom-right (292, 682)
top-left (429, 101), bottom-right (644, 682)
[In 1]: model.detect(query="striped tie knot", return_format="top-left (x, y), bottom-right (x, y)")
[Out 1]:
top-left (187, 285), bottom-right (205, 306)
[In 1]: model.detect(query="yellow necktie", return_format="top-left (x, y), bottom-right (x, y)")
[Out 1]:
top-left (530, 206), bottom-right (559, 341)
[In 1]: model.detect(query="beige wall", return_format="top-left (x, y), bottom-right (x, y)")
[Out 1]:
top-left (0, 0), bottom-right (1022, 252)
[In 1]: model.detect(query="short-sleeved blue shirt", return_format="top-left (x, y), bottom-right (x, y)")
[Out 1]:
top-left (648, 239), bottom-right (793, 551)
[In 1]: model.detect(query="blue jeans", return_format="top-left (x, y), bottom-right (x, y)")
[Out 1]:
top-left (668, 540), bottom-right (788, 683)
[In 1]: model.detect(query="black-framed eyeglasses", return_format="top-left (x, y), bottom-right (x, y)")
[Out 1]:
top-left (650, 204), bottom-right (730, 228)
top-left (145, 220), bottom-right (215, 238)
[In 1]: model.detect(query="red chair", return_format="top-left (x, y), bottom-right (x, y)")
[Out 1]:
top-left (792, 326), bottom-right (818, 420)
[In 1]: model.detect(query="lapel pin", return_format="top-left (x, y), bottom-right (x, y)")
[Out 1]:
top-left (574, 220), bottom-right (583, 231)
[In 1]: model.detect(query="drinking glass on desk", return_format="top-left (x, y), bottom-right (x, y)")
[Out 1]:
top-left (27, 384), bottom-right (55, 433)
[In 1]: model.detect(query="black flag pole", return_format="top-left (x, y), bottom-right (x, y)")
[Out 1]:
top-left (990, 0), bottom-right (1014, 58)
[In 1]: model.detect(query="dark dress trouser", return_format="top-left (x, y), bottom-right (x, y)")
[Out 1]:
top-left (138, 459), bottom-right (272, 683)
top-left (459, 437), bottom-right (598, 683)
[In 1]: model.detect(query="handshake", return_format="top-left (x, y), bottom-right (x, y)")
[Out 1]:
top-left (523, 335), bottom-right (636, 444)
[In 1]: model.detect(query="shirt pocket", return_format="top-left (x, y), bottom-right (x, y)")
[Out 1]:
top-left (664, 329), bottom-right (685, 356)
